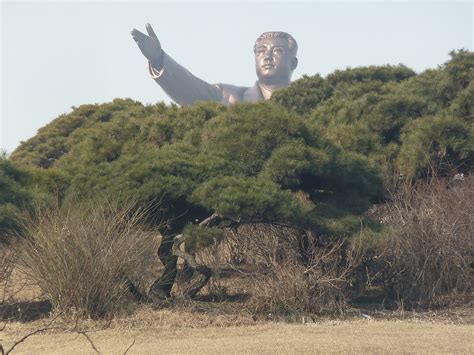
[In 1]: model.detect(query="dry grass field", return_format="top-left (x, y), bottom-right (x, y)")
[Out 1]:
top-left (1, 254), bottom-right (473, 354)
top-left (1, 312), bottom-right (473, 354)
top-left (0, 296), bottom-right (472, 355)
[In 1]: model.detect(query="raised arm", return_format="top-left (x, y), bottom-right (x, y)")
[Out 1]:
top-left (131, 24), bottom-right (222, 106)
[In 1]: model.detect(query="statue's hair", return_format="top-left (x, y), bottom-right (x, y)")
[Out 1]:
top-left (254, 32), bottom-right (298, 56)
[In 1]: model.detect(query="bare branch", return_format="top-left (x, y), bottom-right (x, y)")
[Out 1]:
top-left (76, 331), bottom-right (99, 354)
top-left (4, 312), bottom-right (104, 355)
top-left (122, 339), bottom-right (136, 355)
top-left (172, 232), bottom-right (213, 298)
top-left (5, 312), bottom-right (62, 354)
top-left (199, 212), bottom-right (219, 227)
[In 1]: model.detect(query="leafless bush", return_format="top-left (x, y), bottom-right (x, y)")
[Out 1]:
top-left (0, 247), bottom-right (15, 303)
top-left (206, 223), bottom-right (301, 269)
top-left (246, 238), bottom-right (361, 318)
top-left (378, 175), bottom-right (473, 308)
top-left (196, 224), bottom-right (361, 318)
top-left (17, 199), bottom-right (159, 318)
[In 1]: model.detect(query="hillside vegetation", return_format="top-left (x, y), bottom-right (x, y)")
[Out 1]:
top-left (1, 50), bottom-right (472, 318)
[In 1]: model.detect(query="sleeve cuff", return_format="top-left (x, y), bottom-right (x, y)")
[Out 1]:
top-left (149, 61), bottom-right (165, 79)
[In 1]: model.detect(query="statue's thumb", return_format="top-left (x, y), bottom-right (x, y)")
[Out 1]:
top-left (145, 23), bottom-right (158, 39)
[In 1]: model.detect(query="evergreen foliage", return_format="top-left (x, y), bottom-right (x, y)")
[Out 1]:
top-left (2, 49), bottom-right (472, 306)
top-left (273, 50), bottom-right (473, 180)
top-left (11, 95), bottom-right (384, 240)
top-left (7, 50), bottom-right (473, 245)
top-left (0, 152), bottom-right (32, 239)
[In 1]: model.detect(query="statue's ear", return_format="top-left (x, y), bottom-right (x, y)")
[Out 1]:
top-left (291, 57), bottom-right (298, 70)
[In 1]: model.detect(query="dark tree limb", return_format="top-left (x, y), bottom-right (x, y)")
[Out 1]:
top-left (125, 279), bottom-right (146, 302)
top-left (148, 213), bottom-right (219, 301)
top-left (173, 213), bottom-right (218, 298)
top-left (149, 233), bottom-right (178, 300)
top-left (172, 234), bottom-right (213, 298)
top-left (199, 213), bottom-right (220, 227)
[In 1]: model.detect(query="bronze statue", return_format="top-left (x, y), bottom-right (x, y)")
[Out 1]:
top-left (131, 24), bottom-right (298, 106)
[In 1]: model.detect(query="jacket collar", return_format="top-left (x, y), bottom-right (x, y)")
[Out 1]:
top-left (243, 81), bottom-right (265, 102)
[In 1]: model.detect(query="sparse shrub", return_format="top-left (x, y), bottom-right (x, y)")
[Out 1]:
top-left (247, 238), bottom-right (361, 318)
top-left (377, 176), bottom-right (473, 308)
top-left (224, 223), bottom-right (301, 269)
top-left (18, 199), bottom-right (158, 318)
top-left (0, 247), bottom-right (16, 303)
top-left (215, 224), bottom-right (361, 318)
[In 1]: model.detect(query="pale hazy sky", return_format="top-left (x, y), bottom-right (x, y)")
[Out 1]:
top-left (1, 1), bottom-right (472, 153)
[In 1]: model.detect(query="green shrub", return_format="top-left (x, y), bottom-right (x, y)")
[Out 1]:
top-left (397, 114), bottom-right (473, 179)
top-left (0, 153), bottom-right (32, 240)
top-left (9, 51), bottom-right (472, 303)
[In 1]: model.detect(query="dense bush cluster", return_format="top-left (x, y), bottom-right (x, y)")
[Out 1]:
top-left (1, 50), bottom-right (472, 317)
top-left (274, 50), bottom-right (473, 181)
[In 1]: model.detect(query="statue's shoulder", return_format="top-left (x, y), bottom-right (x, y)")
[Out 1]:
top-left (215, 82), bottom-right (263, 104)
top-left (215, 83), bottom-right (249, 105)
top-left (216, 83), bottom-right (248, 96)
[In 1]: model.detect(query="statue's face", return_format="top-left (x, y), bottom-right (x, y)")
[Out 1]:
top-left (254, 37), bottom-right (296, 85)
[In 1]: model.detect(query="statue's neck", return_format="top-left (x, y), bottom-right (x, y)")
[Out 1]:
top-left (257, 81), bottom-right (289, 99)
top-left (258, 82), bottom-right (274, 100)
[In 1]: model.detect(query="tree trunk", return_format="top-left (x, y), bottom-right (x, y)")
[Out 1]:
top-left (148, 213), bottom-right (218, 301)
top-left (172, 234), bottom-right (212, 299)
top-left (149, 233), bottom-right (178, 300)
top-left (298, 229), bottom-right (317, 266)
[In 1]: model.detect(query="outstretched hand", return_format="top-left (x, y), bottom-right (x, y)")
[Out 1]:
top-left (131, 23), bottom-right (164, 69)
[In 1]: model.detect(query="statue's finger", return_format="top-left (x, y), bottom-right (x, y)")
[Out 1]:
top-left (145, 23), bottom-right (158, 39)
top-left (132, 28), bottom-right (147, 37)
top-left (131, 30), bottom-right (146, 41)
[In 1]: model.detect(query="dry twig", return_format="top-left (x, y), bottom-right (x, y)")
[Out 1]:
top-left (122, 339), bottom-right (136, 355)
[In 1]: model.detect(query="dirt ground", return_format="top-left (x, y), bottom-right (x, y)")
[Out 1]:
top-left (1, 307), bottom-right (473, 354)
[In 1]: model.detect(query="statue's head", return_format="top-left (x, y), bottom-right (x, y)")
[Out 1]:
top-left (254, 32), bottom-right (298, 86)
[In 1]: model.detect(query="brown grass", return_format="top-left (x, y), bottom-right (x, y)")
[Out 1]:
top-left (1, 315), bottom-right (472, 354)
top-left (1, 247), bottom-right (473, 353)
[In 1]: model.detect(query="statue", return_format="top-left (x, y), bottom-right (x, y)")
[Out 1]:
top-left (131, 24), bottom-right (298, 106)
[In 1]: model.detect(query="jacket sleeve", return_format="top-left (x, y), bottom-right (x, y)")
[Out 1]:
top-left (149, 53), bottom-right (223, 106)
